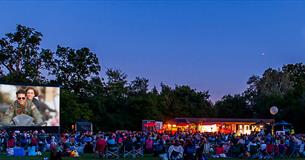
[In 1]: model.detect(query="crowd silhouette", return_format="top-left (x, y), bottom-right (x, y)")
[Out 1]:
top-left (0, 129), bottom-right (304, 159)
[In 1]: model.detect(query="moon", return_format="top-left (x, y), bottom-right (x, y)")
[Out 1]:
top-left (261, 52), bottom-right (265, 56)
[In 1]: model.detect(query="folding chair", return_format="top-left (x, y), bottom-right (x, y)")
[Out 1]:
top-left (289, 144), bottom-right (300, 158)
top-left (123, 142), bottom-right (134, 158)
top-left (134, 144), bottom-right (144, 158)
top-left (105, 144), bottom-right (120, 159)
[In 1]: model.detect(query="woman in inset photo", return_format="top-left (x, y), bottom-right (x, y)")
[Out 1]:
top-left (26, 87), bottom-right (57, 122)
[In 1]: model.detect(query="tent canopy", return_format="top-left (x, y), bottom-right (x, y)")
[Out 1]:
top-left (274, 120), bottom-right (291, 126)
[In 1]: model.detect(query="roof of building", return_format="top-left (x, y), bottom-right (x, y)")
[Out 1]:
top-left (172, 117), bottom-right (274, 124)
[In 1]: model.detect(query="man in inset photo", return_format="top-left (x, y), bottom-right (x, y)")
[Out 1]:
top-left (2, 89), bottom-right (43, 125)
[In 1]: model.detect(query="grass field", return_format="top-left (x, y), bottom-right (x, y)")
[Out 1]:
top-left (1, 153), bottom-right (305, 160)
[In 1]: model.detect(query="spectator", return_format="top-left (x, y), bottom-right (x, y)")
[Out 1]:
top-left (95, 135), bottom-right (107, 158)
top-left (168, 139), bottom-right (184, 160)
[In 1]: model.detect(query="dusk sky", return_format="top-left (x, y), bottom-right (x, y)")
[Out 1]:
top-left (1, 1), bottom-right (305, 102)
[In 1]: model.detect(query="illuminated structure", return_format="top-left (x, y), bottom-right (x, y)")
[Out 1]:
top-left (163, 118), bottom-right (273, 135)
top-left (142, 120), bottom-right (163, 132)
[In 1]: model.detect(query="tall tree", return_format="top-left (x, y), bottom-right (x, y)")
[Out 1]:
top-left (253, 68), bottom-right (293, 97)
top-left (0, 24), bottom-right (53, 84)
top-left (281, 63), bottom-right (305, 132)
top-left (129, 77), bottom-right (149, 95)
top-left (159, 84), bottom-right (214, 120)
top-left (282, 63), bottom-right (305, 96)
top-left (60, 89), bottom-right (93, 128)
top-left (244, 68), bottom-right (294, 117)
top-left (126, 78), bottom-right (163, 130)
top-left (214, 94), bottom-right (252, 118)
top-left (50, 46), bottom-right (101, 94)
top-left (103, 69), bottom-right (129, 130)
top-left (105, 69), bottom-right (128, 99)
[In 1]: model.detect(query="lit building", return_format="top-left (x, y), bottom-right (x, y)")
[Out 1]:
top-left (163, 117), bottom-right (273, 135)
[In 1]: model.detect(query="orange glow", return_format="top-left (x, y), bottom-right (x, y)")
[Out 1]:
top-left (168, 124), bottom-right (172, 128)
top-left (173, 124), bottom-right (176, 128)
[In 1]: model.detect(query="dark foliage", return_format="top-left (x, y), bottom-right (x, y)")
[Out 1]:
top-left (1, 25), bottom-right (304, 132)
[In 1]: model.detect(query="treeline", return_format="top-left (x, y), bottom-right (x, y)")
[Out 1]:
top-left (1, 25), bottom-right (305, 132)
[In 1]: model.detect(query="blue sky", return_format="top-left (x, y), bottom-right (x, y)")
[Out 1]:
top-left (1, 1), bottom-right (305, 101)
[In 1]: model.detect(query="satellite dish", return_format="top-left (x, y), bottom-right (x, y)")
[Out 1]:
top-left (270, 106), bottom-right (278, 115)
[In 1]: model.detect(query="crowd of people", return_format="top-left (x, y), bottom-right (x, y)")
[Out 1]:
top-left (0, 128), bottom-right (305, 160)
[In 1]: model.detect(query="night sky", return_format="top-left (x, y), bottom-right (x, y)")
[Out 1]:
top-left (1, 1), bottom-right (305, 102)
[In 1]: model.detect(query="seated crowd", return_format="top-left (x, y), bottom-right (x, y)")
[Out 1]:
top-left (0, 129), bottom-right (304, 159)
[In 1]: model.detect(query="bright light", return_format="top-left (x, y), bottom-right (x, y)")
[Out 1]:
top-left (168, 124), bottom-right (171, 128)
top-left (198, 124), bottom-right (218, 132)
top-left (260, 125), bottom-right (263, 128)
top-left (244, 125), bottom-right (251, 135)
top-left (172, 124), bottom-right (176, 128)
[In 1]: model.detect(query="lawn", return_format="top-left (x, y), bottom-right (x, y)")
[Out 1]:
top-left (1, 153), bottom-right (305, 160)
